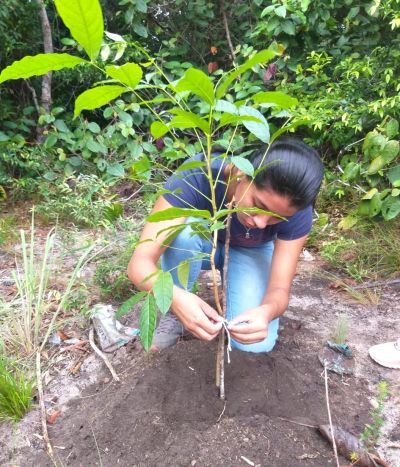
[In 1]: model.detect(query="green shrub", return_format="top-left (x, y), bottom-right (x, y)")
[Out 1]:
top-left (35, 174), bottom-right (123, 227)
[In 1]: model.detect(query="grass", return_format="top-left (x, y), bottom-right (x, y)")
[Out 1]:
top-left (0, 356), bottom-right (33, 423)
top-left (332, 314), bottom-right (349, 344)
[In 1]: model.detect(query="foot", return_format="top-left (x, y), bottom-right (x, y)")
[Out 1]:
top-left (150, 313), bottom-right (189, 351)
top-left (369, 339), bottom-right (400, 369)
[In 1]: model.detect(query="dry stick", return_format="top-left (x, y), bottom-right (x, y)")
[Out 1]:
top-left (36, 352), bottom-right (58, 466)
top-left (221, 0), bottom-right (236, 64)
top-left (88, 328), bottom-right (120, 382)
top-left (324, 366), bottom-right (340, 467)
top-left (217, 204), bottom-right (234, 400)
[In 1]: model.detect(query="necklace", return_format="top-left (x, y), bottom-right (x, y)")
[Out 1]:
top-left (244, 226), bottom-right (252, 239)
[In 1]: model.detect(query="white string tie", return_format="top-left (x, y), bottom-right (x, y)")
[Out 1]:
top-left (222, 320), bottom-right (232, 364)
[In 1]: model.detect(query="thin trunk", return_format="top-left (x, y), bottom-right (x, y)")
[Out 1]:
top-left (220, 0), bottom-right (236, 65)
top-left (35, 0), bottom-right (53, 142)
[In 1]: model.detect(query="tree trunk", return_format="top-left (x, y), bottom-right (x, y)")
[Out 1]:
top-left (35, 0), bottom-right (53, 142)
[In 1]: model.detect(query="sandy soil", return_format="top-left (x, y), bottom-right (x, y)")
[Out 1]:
top-left (1, 256), bottom-right (399, 467)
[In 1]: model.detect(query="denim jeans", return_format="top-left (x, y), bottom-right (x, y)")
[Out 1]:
top-left (161, 219), bottom-right (279, 353)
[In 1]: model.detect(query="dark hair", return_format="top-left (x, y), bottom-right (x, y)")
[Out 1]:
top-left (247, 137), bottom-right (324, 209)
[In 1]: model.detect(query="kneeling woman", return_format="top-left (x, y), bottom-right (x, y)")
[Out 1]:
top-left (128, 138), bottom-right (324, 352)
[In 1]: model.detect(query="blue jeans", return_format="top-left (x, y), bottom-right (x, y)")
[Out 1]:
top-left (161, 219), bottom-right (279, 353)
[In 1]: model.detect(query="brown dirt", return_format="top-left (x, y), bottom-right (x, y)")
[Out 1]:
top-left (1, 250), bottom-right (399, 467)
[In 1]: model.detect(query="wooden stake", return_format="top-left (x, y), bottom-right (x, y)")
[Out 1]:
top-left (89, 328), bottom-right (120, 382)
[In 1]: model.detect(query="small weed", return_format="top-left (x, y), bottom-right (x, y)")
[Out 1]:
top-left (0, 215), bottom-right (17, 246)
top-left (0, 356), bottom-right (33, 423)
top-left (332, 314), bottom-right (349, 344)
top-left (360, 381), bottom-right (389, 450)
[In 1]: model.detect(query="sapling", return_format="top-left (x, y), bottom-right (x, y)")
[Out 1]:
top-left (0, 0), bottom-right (302, 398)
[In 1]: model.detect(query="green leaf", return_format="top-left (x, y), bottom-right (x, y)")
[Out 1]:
top-left (45, 134), bottom-right (58, 148)
top-left (252, 91), bottom-right (298, 109)
top-left (147, 208), bottom-right (211, 222)
top-left (0, 54), bottom-right (85, 84)
top-left (169, 109), bottom-right (210, 134)
top-left (338, 215), bottom-right (358, 230)
top-left (74, 85), bottom-right (126, 118)
top-left (363, 132), bottom-right (386, 158)
top-left (116, 291), bottom-right (147, 319)
top-left (281, 21), bottom-right (296, 35)
top-left (87, 122), bottom-right (101, 133)
top-left (367, 155), bottom-right (386, 174)
top-left (239, 106), bottom-right (270, 143)
top-left (106, 163), bottom-right (125, 177)
top-left (150, 121), bottom-right (169, 139)
top-left (385, 119), bottom-right (399, 139)
top-left (215, 99), bottom-right (238, 114)
top-left (362, 188), bottom-right (378, 200)
top-left (231, 156), bottom-right (254, 177)
top-left (219, 113), bottom-right (262, 127)
top-left (133, 22), bottom-right (148, 38)
top-left (381, 195), bottom-right (400, 220)
top-left (139, 293), bottom-right (157, 351)
top-left (358, 193), bottom-right (382, 217)
top-left (175, 68), bottom-right (215, 105)
top-left (54, 0), bottom-right (103, 60)
top-left (275, 5), bottom-right (287, 17)
top-left (0, 131), bottom-right (9, 142)
top-left (216, 49), bottom-right (276, 99)
top-left (176, 160), bottom-right (207, 172)
top-left (382, 140), bottom-right (399, 163)
top-left (387, 165), bottom-right (400, 187)
top-left (153, 271), bottom-right (173, 315)
top-left (105, 63), bottom-right (143, 88)
top-left (214, 207), bottom-right (285, 221)
top-left (177, 261), bottom-right (190, 289)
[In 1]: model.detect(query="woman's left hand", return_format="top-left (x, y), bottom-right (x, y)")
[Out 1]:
top-left (227, 305), bottom-right (271, 344)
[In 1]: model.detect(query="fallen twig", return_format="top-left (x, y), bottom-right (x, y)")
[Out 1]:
top-left (277, 416), bottom-right (317, 429)
top-left (324, 366), bottom-right (340, 467)
top-left (36, 352), bottom-right (58, 466)
top-left (88, 328), bottom-right (120, 382)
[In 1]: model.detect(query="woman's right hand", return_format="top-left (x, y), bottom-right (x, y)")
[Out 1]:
top-left (171, 287), bottom-right (223, 341)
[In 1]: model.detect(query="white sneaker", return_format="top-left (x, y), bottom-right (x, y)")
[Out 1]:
top-left (369, 339), bottom-right (400, 369)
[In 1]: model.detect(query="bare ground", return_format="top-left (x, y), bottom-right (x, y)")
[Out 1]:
top-left (1, 251), bottom-right (399, 467)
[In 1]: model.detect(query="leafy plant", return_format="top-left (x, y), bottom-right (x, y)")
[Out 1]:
top-left (35, 174), bottom-right (123, 227)
top-left (0, 356), bottom-right (33, 422)
top-left (360, 380), bottom-right (389, 450)
top-left (332, 314), bottom-right (348, 345)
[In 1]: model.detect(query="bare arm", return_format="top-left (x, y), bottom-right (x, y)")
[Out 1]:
top-left (228, 235), bottom-right (307, 343)
top-left (128, 196), bottom-right (222, 340)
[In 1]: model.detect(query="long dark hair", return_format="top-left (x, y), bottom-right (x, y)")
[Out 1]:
top-left (247, 138), bottom-right (324, 209)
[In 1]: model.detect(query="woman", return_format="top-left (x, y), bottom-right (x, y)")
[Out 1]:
top-left (128, 138), bottom-right (324, 352)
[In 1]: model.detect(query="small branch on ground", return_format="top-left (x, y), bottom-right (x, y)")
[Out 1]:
top-left (324, 366), bottom-right (340, 467)
top-left (89, 328), bottom-right (120, 382)
top-left (36, 352), bottom-right (58, 466)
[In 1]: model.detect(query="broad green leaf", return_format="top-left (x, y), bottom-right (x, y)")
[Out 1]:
top-left (216, 49), bottom-right (276, 99)
top-left (175, 68), bottom-right (215, 105)
top-left (169, 109), bottom-right (210, 134)
top-left (367, 155), bottom-right (386, 174)
top-left (87, 122), bottom-right (101, 133)
top-left (214, 207), bottom-right (285, 221)
top-left (107, 163), bottom-right (125, 177)
top-left (215, 99), bottom-right (238, 114)
top-left (218, 113), bottom-right (262, 127)
top-left (150, 121), bottom-right (169, 139)
top-left (382, 140), bottom-right (399, 163)
top-left (153, 271), bottom-right (173, 315)
top-left (387, 165), bottom-right (400, 187)
top-left (74, 85), bottom-right (126, 118)
top-left (252, 91), bottom-right (298, 109)
top-left (338, 215), bottom-right (358, 230)
top-left (275, 5), bottom-right (287, 17)
top-left (362, 188), bottom-right (378, 200)
top-left (239, 106), bottom-right (270, 143)
top-left (139, 293), bottom-right (157, 351)
top-left (362, 132), bottom-right (386, 158)
top-left (385, 119), bottom-right (399, 139)
top-left (105, 63), bottom-right (143, 88)
top-left (270, 118), bottom-right (308, 143)
top-left (282, 20), bottom-right (296, 35)
top-left (147, 208), bottom-right (211, 222)
top-left (381, 195), bottom-right (400, 220)
top-left (0, 54), bottom-right (86, 84)
top-left (54, 0), bottom-right (103, 60)
top-left (176, 160), bottom-right (207, 172)
top-left (177, 261), bottom-right (190, 289)
top-left (116, 291), bottom-right (147, 319)
top-left (357, 193), bottom-right (382, 217)
top-left (231, 156), bottom-right (254, 177)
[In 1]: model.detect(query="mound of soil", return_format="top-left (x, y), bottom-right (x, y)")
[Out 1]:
top-left (30, 318), bottom-right (371, 467)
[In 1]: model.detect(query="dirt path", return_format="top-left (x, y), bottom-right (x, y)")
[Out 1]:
top-left (1, 257), bottom-right (399, 467)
